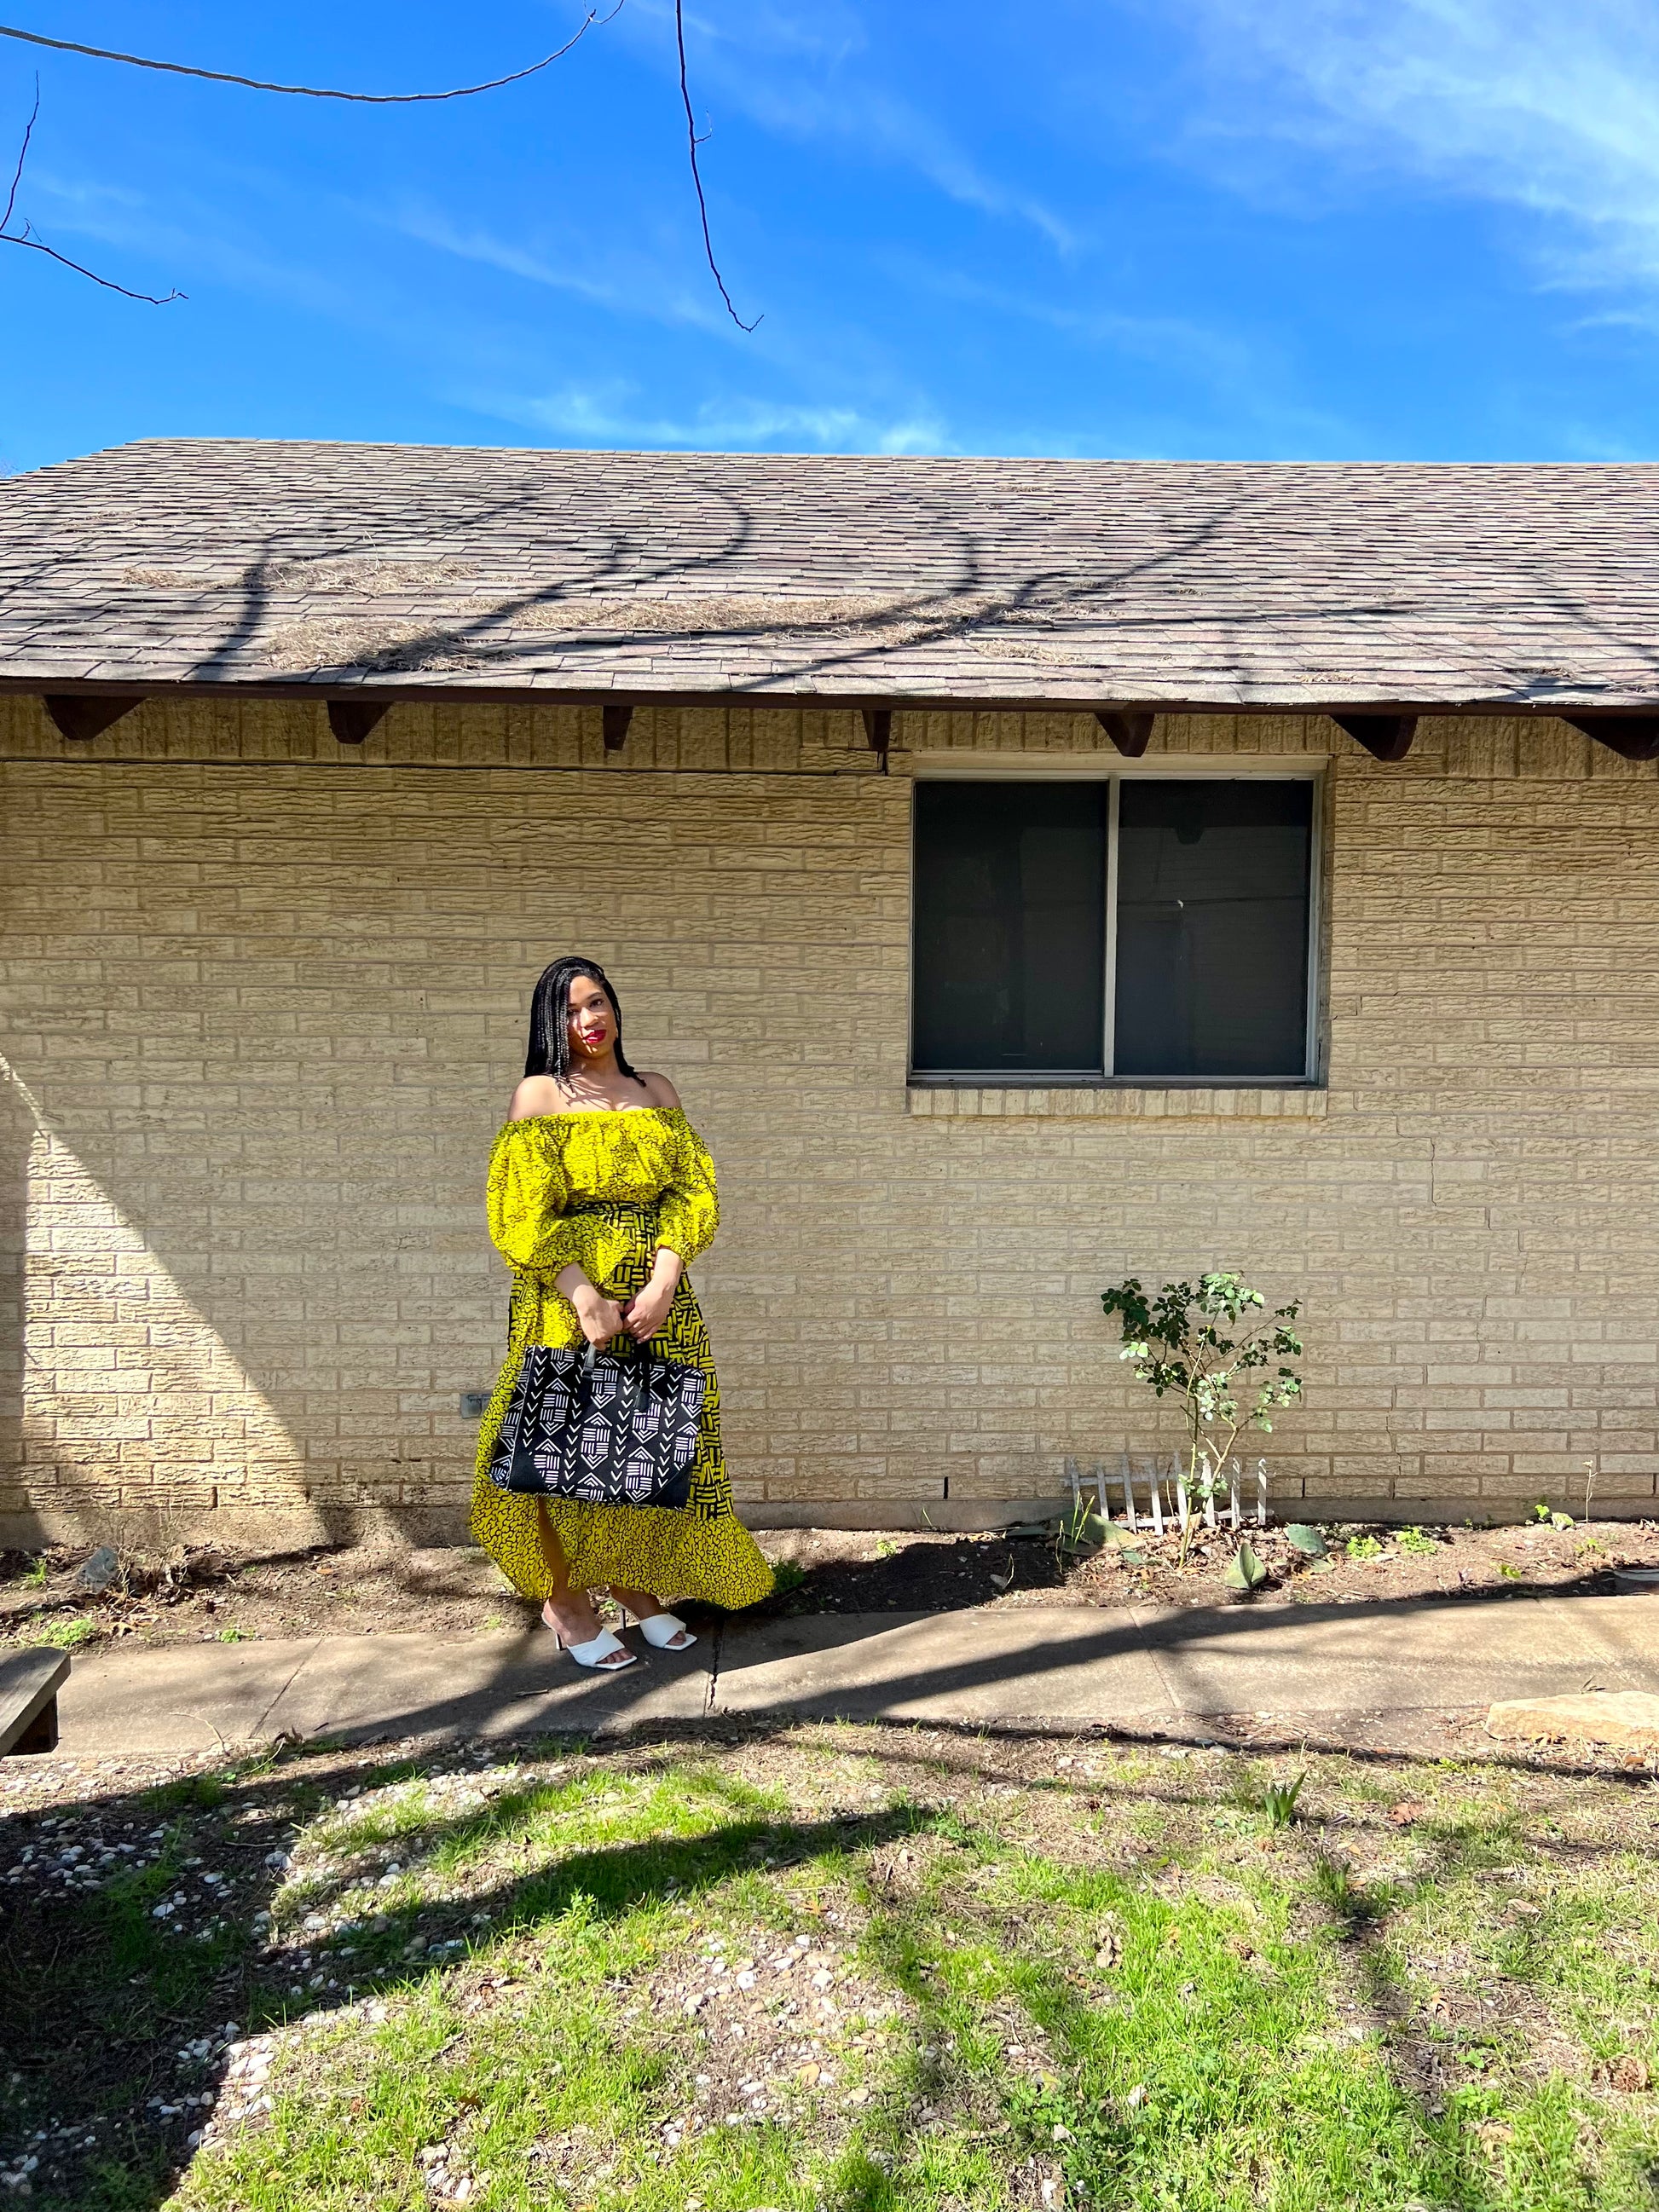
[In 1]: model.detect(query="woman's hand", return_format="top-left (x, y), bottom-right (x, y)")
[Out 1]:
top-left (623, 1250), bottom-right (684, 1342)
top-left (622, 1278), bottom-right (675, 1342)
top-left (558, 1267), bottom-right (627, 1347)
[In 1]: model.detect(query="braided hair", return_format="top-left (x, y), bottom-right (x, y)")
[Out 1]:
top-left (523, 956), bottom-right (640, 1087)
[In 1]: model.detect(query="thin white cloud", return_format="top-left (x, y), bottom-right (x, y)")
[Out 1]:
top-left (627, 0), bottom-right (1077, 250)
top-left (1180, 0), bottom-right (1659, 290)
top-left (473, 380), bottom-right (951, 453)
top-left (395, 208), bottom-right (737, 335)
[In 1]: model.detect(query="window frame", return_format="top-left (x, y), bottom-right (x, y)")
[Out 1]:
top-left (908, 756), bottom-right (1326, 1089)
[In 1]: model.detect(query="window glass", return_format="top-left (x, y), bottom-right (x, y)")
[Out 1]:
top-left (1113, 780), bottom-right (1313, 1079)
top-left (911, 780), bottom-right (1107, 1074)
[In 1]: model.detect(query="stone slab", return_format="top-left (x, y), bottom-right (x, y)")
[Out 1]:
top-left (263, 1629), bottom-right (713, 1746)
top-left (1485, 1690), bottom-right (1659, 1749)
top-left (59, 1639), bottom-right (323, 1755)
top-left (1127, 1593), bottom-right (1659, 1718)
top-left (712, 1608), bottom-right (1175, 1723)
top-left (40, 1592), bottom-right (1659, 1756)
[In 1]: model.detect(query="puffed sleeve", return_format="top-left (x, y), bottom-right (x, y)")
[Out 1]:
top-left (485, 1120), bottom-right (582, 1275)
top-left (656, 1111), bottom-right (720, 1265)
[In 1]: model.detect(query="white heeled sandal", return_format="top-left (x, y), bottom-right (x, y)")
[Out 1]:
top-left (542, 1603), bottom-right (636, 1671)
top-left (633, 1610), bottom-right (697, 1652)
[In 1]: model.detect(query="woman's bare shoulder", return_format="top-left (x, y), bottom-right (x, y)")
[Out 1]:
top-left (638, 1071), bottom-right (683, 1110)
top-left (508, 1075), bottom-right (566, 1122)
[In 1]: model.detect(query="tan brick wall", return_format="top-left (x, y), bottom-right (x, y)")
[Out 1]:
top-left (1, 690), bottom-right (1656, 1537)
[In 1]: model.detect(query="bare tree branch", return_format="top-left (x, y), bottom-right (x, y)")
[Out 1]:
top-left (0, 3), bottom-right (761, 330)
top-left (0, 9), bottom-right (622, 102)
top-left (674, 0), bottom-right (760, 332)
top-left (1, 67), bottom-right (32, 229)
top-left (1, 223), bottom-right (183, 302)
top-left (2, 79), bottom-right (182, 302)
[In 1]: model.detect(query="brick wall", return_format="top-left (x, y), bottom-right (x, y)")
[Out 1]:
top-left (1, 690), bottom-right (1655, 1540)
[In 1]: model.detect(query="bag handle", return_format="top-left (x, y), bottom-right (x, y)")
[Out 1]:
top-left (575, 1336), bottom-right (668, 1373)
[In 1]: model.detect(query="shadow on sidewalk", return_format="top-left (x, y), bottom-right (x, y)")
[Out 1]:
top-left (221, 1568), bottom-right (1650, 1752)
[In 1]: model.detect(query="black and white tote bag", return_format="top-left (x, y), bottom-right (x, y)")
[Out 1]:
top-left (487, 1341), bottom-right (706, 1509)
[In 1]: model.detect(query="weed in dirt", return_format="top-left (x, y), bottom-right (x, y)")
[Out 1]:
top-left (1255, 1771), bottom-right (1307, 1829)
top-left (1395, 1527), bottom-right (1438, 1556)
top-left (30, 1616), bottom-right (99, 1649)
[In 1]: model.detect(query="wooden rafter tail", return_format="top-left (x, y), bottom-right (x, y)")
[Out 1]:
top-left (1562, 713), bottom-right (1659, 761)
top-left (327, 699), bottom-right (391, 746)
top-left (602, 702), bottom-right (634, 753)
top-left (861, 707), bottom-right (892, 771)
top-left (1095, 708), bottom-right (1153, 757)
top-left (1332, 711), bottom-right (1416, 762)
top-left (43, 692), bottom-right (146, 742)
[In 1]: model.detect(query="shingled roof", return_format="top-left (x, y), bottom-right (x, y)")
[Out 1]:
top-left (3, 437), bottom-right (1657, 713)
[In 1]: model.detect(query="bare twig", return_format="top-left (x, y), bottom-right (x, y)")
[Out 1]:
top-left (0, 67), bottom-right (31, 227)
top-left (1, 80), bottom-right (182, 302)
top-left (0, 9), bottom-right (621, 102)
top-left (1, 224), bottom-right (183, 302)
top-left (673, 0), bottom-right (760, 332)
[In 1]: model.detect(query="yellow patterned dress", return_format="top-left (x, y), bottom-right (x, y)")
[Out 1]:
top-left (471, 1108), bottom-right (774, 1609)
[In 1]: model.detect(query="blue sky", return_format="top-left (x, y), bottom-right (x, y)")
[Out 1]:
top-left (5, 0), bottom-right (1659, 471)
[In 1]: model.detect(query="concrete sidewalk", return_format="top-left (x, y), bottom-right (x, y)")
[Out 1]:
top-left (47, 1589), bottom-right (1659, 1755)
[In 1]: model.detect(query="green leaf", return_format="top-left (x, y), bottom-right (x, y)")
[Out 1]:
top-left (1223, 1541), bottom-right (1269, 1591)
top-left (1284, 1523), bottom-right (1327, 1557)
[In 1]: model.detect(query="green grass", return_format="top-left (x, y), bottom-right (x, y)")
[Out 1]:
top-left (5, 1732), bottom-right (1656, 2212)
top-left (30, 1614), bottom-right (100, 1649)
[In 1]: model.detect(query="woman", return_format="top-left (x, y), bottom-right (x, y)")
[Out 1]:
top-left (471, 956), bottom-right (773, 1670)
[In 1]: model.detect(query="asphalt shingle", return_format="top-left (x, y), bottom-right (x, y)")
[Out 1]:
top-left (2, 438), bottom-right (1656, 710)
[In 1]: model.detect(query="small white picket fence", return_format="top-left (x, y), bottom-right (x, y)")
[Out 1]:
top-left (1064, 1452), bottom-right (1269, 1537)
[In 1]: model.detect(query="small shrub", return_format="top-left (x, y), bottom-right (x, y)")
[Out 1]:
top-left (1100, 1271), bottom-right (1304, 1563)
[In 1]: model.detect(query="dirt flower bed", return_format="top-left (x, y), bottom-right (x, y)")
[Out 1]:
top-left (2, 1720), bottom-right (1656, 2210)
top-left (3, 1513), bottom-right (1656, 1654)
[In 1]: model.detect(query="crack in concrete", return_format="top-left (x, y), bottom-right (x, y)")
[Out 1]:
top-left (706, 1620), bottom-right (723, 1716)
top-left (251, 1640), bottom-right (323, 1741)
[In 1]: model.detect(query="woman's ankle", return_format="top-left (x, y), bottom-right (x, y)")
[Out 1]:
top-left (610, 1585), bottom-right (662, 1620)
top-left (544, 1591), bottom-right (603, 1635)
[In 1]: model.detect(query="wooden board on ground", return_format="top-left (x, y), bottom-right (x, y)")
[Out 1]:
top-left (0, 1649), bottom-right (70, 1754)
